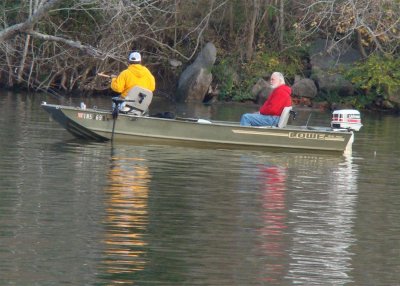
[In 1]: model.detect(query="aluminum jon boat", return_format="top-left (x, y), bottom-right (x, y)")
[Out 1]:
top-left (41, 87), bottom-right (362, 154)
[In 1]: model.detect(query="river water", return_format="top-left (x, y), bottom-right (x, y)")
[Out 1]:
top-left (0, 91), bottom-right (399, 286)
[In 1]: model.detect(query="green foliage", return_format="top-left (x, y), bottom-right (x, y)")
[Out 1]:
top-left (346, 92), bottom-right (377, 109)
top-left (345, 54), bottom-right (400, 99)
top-left (212, 48), bottom-right (305, 102)
top-left (314, 90), bottom-right (341, 103)
top-left (315, 89), bottom-right (375, 110)
top-left (245, 49), bottom-right (304, 79)
top-left (212, 58), bottom-right (235, 100)
top-left (1, 0), bottom-right (27, 26)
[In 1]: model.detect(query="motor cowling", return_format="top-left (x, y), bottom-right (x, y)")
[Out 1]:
top-left (331, 109), bottom-right (363, 131)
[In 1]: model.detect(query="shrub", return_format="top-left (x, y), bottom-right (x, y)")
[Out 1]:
top-left (212, 48), bottom-right (305, 102)
top-left (345, 54), bottom-right (400, 100)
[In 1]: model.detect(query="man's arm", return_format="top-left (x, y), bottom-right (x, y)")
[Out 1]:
top-left (111, 71), bottom-right (126, 93)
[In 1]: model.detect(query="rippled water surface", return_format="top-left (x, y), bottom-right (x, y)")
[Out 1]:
top-left (1, 92), bottom-right (400, 285)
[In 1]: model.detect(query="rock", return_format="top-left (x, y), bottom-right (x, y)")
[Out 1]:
top-left (203, 84), bottom-right (220, 104)
top-left (387, 85), bottom-right (400, 106)
top-left (251, 78), bottom-right (274, 104)
top-left (382, 100), bottom-right (395, 109)
top-left (251, 78), bottom-right (269, 96)
top-left (310, 38), bottom-right (361, 96)
top-left (181, 68), bottom-right (213, 102)
top-left (256, 86), bottom-right (274, 105)
top-left (177, 42), bottom-right (217, 102)
top-left (169, 59), bottom-right (182, 68)
top-left (291, 78), bottom-right (318, 98)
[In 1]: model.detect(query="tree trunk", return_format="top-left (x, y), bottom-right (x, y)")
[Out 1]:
top-left (278, 0), bottom-right (284, 49)
top-left (245, 0), bottom-right (259, 61)
top-left (17, 35), bottom-right (31, 83)
top-left (5, 43), bottom-right (15, 87)
top-left (356, 29), bottom-right (368, 59)
top-left (229, 1), bottom-right (234, 40)
top-left (174, 0), bottom-right (180, 48)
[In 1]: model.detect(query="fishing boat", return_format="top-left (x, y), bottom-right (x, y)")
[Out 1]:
top-left (41, 87), bottom-right (362, 154)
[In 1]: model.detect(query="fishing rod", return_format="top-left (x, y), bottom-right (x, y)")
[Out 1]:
top-left (97, 72), bottom-right (116, 79)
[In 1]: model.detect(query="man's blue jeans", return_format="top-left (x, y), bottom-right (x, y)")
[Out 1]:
top-left (240, 112), bottom-right (279, 126)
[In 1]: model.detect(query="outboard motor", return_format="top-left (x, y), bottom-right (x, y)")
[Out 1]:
top-left (331, 109), bottom-right (363, 131)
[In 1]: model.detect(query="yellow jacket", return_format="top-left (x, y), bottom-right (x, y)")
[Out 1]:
top-left (111, 64), bottom-right (155, 97)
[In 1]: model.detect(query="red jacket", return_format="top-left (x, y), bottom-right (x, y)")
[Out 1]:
top-left (259, 85), bottom-right (292, 116)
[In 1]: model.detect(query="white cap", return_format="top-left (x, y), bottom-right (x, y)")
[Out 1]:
top-left (128, 51), bottom-right (141, 62)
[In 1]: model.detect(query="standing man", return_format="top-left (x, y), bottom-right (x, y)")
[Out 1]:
top-left (240, 72), bottom-right (292, 126)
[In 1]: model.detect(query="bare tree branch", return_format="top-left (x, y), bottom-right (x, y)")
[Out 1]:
top-left (27, 30), bottom-right (102, 57)
top-left (0, 0), bottom-right (64, 42)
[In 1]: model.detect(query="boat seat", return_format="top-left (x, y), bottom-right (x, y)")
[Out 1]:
top-left (277, 106), bottom-right (293, 128)
top-left (122, 86), bottom-right (153, 116)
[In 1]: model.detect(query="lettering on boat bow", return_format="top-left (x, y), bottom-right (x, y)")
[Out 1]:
top-left (232, 129), bottom-right (345, 141)
top-left (77, 112), bottom-right (106, 121)
top-left (288, 132), bottom-right (345, 141)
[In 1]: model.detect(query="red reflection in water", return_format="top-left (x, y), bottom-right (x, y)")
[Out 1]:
top-left (259, 165), bottom-right (288, 284)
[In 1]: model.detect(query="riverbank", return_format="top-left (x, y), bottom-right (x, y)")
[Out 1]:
top-left (3, 84), bottom-right (399, 116)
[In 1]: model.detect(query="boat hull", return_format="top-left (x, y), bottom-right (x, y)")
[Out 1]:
top-left (41, 103), bottom-right (354, 153)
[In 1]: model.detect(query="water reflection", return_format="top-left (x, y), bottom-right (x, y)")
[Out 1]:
top-left (286, 154), bottom-right (358, 285)
top-left (95, 148), bottom-right (360, 285)
top-left (99, 148), bottom-right (150, 284)
top-left (2, 91), bottom-right (400, 285)
top-left (258, 164), bottom-right (288, 284)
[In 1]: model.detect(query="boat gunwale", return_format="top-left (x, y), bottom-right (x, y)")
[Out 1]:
top-left (45, 103), bottom-right (353, 135)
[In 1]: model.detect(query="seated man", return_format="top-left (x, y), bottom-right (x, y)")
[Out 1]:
top-left (110, 51), bottom-right (156, 111)
top-left (240, 72), bottom-right (292, 126)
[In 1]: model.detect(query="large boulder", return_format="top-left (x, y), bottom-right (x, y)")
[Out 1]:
top-left (310, 38), bottom-right (361, 96)
top-left (387, 85), bottom-right (400, 107)
top-left (252, 78), bottom-right (273, 104)
top-left (291, 78), bottom-right (318, 98)
top-left (177, 42), bottom-right (217, 102)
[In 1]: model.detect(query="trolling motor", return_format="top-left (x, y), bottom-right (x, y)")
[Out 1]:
top-left (111, 98), bottom-right (125, 119)
top-left (110, 97), bottom-right (128, 141)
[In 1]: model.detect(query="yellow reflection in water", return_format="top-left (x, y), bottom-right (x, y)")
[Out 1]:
top-left (100, 155), bottom-right (150, 281)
